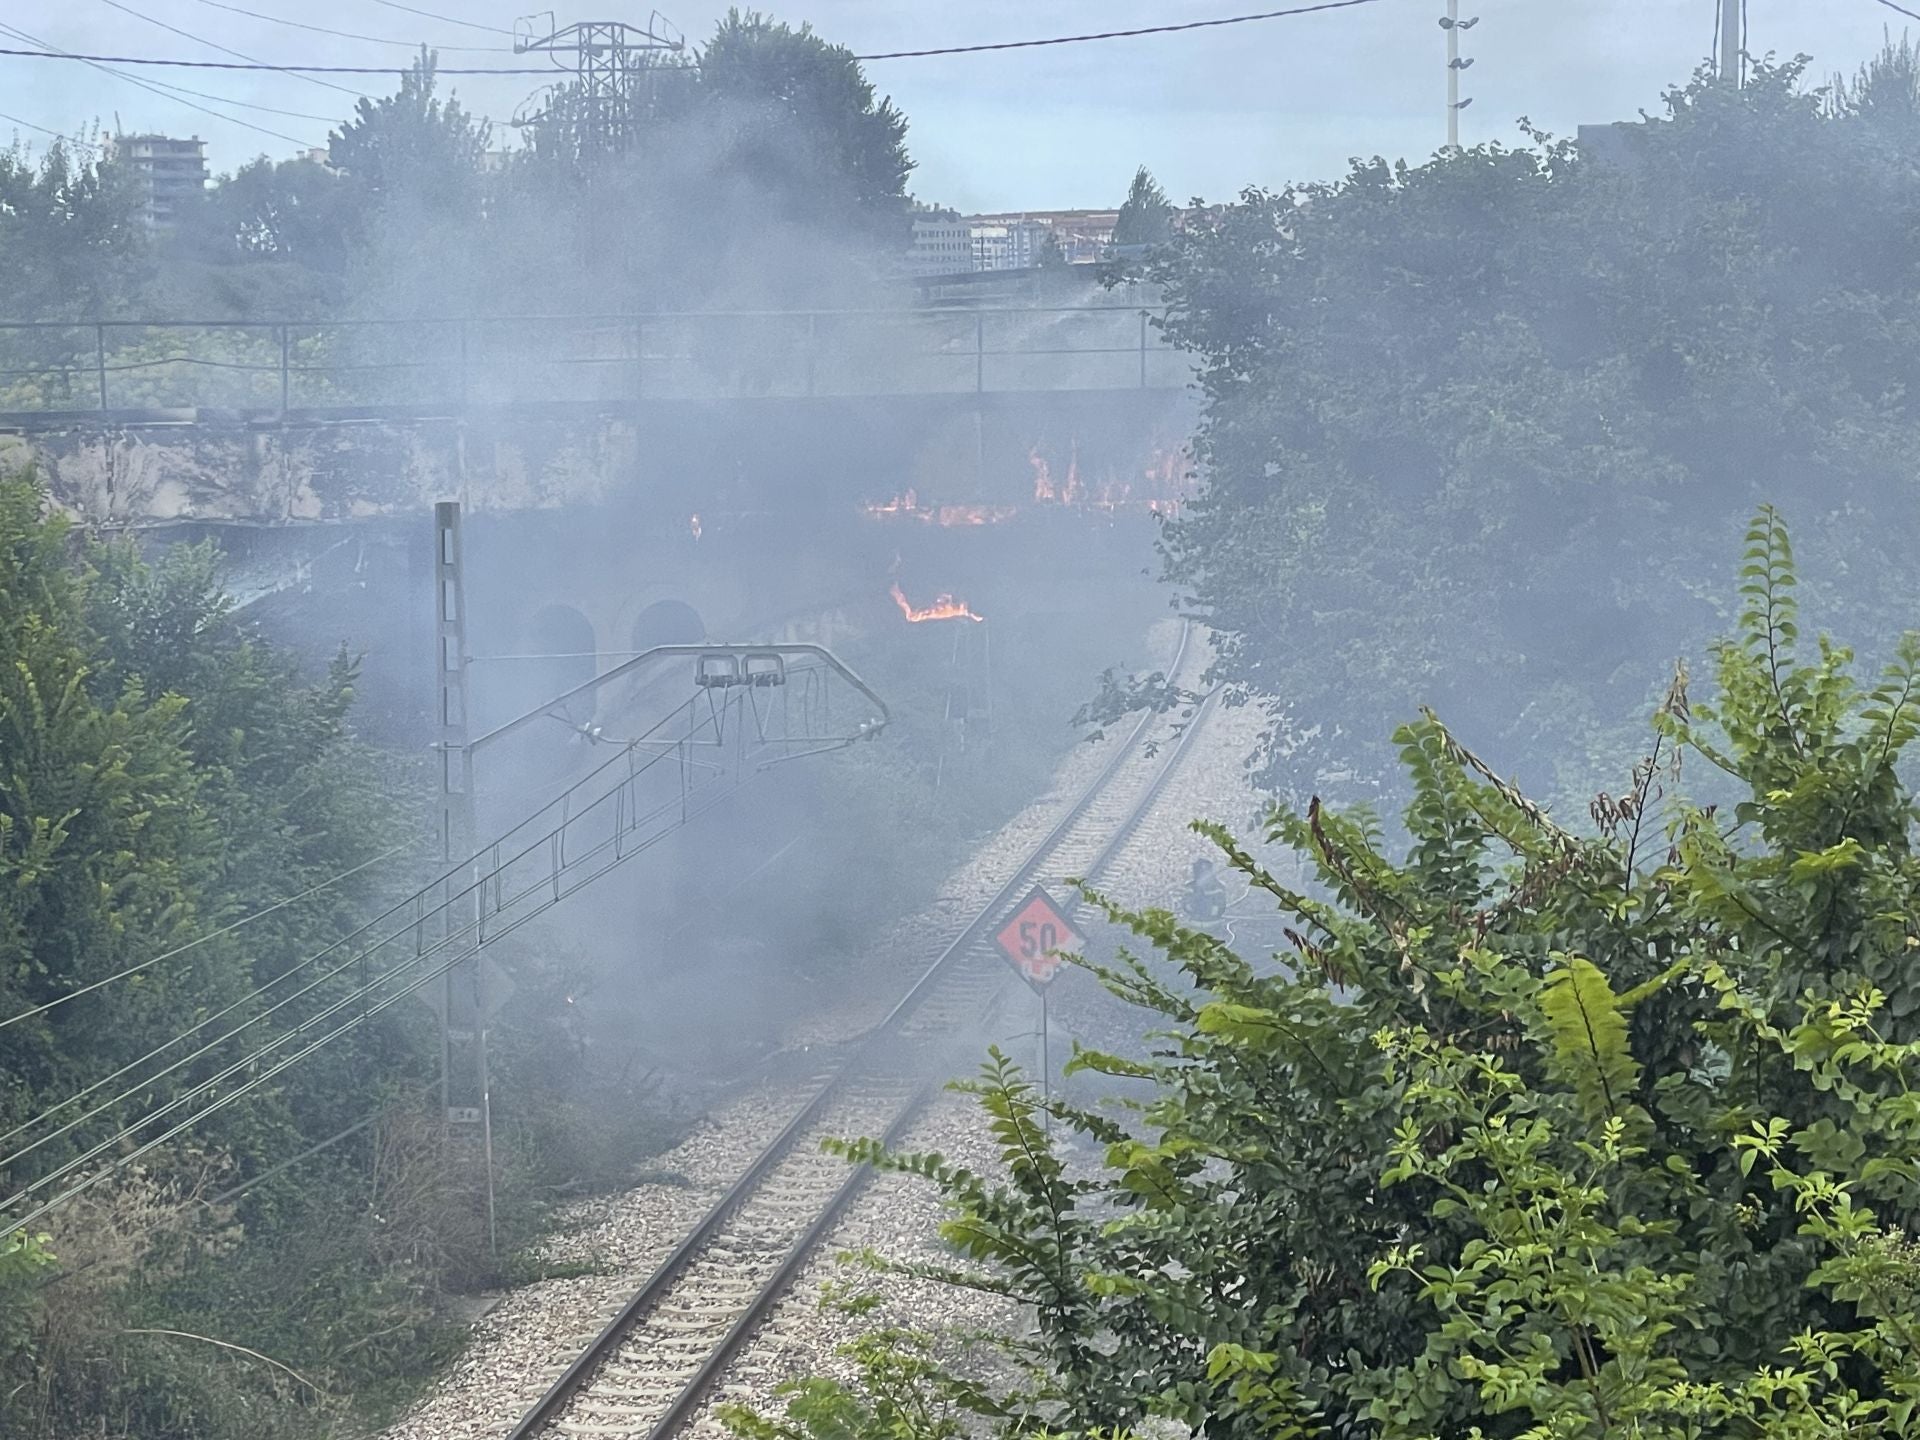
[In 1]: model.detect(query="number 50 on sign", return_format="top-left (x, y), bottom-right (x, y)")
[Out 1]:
top-left (994, 885), bottom-right (1083, 991)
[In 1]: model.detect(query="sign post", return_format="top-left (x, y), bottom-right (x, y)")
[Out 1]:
top-left (994, 885), bottom-right (1084, 1132)
top-left (1040, 987), bottom-right (1050, 1134)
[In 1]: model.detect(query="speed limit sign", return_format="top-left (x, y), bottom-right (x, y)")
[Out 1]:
top-left (994, 885), bottom-right (1083, 990)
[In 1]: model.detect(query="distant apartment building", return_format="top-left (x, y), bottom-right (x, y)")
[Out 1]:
top-left (115, 133), bottom-right (208, 228)
top-left (969, 218), bottom-right (1058, 272)
top-left (908, 209), bottom-right (1120, 276)
top-left (971, 210), bottom-right (1120, 266)
top-left (908, 215), bottom-right (974, 275)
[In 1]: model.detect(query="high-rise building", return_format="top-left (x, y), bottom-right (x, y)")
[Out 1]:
top-left (115, 134), bottom-right (209, 228)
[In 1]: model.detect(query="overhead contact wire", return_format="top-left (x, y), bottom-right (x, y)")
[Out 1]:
top-left (0, 721), bottom-right (757, 1241)
top-left (0, 692), bottom-right (716, 1175)
top-left (0, 839), bottom-right (416, 1031)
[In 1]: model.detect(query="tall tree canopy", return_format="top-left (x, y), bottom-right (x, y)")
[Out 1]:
top-left (0, 136), bottom-right (147, 319)
top-left (1149, 59), bottom-right (1920, 804)
top-left (696, 8), bottom-right (913, 247)
top-left (497, 7), bottom-right (914, 311)
top-left (1112, 164), bottom-right (1174, 247)
top-left (326, 50), bottom-right (489, 218)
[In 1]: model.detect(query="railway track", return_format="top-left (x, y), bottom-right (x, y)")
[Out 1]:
top-left (505, 625), bottom-right (1218, 1440)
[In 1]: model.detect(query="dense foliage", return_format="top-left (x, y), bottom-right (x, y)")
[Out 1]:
top-left (732, 514), bottom-right (1920, 1437)
top-left (0, 134), bottom-right (148, 321)
top-left (1149, 55), bottom-right (1920, 806)
top-left (0, 469), bottom-right (460, 1438)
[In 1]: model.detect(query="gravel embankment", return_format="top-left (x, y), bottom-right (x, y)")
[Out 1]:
top-left (377, 1082), bottom-right (807, 1440)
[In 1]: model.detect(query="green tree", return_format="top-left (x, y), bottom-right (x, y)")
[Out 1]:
top-left (499, 8), bottom-right (914, 313)
top-left (0, 134), bottom-right (148, 319)
top-left (735, 513), bottom-right (1920, 1438)
top-left (327, 50), bottom-right (488, 218)
top-left (1139, 61), bottom-right (1920, 807)
top-left (0, 466), bottom-right (443, 1440)
top-left (327, 49), bottom-right (491, 317)
top-left (0, 475), bottom-right (210, 1111)
top-left (1831, 28), bottom-right (1920, 127)
top-left (160, 154), bottom-right (357, 317)
top-left (1112, 165), bottom-right (1173, 248)
top-left (697, 8), bottom-right (913, 248)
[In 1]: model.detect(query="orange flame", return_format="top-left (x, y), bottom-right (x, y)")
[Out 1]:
top-left (1029, 447), bottom-right (1056, 502)
top-left (934, 503), bottom-right (1017, 526)
top-left (864, 490), bottom-right (1015, 527)
top-left (864, 488), bottom-right (921, 517)
top-left (1027, 437), bottom-right (1196, 516)
top-left (890, 580), bottom-right (984, 624)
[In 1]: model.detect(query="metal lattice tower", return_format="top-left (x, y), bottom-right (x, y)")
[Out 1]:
top-left (514, 12), bottom-right (685, 168)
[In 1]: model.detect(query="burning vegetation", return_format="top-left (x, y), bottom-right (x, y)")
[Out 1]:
top-left (860, 438), bottom-right (1192, 531)
top-left (889, 580), bottom-right (985, 623)
top-left (862, 490), bottom-right (1019, 527)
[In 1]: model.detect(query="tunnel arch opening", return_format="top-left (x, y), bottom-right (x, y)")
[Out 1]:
top-left (629, 598), bottom-right (706, 654)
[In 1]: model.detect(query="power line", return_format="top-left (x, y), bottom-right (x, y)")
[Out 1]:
top-left (0, 700), bottom-right (757, 1241)
top-left (0, 3), bottom-right (1391, 76)
top-left (0, 110), bottom-right (96, 146)
top-left (0, 684), bottom-right (714, 1173)
top-left (0, 839), bottom-right (416, 1033)
top-left (0, 20), bottom-right (336, 134)
top-left (94, 0), bottom-right (364, 98)
top-left (0, 848), bottom-right (452, 1167)
top-left (368, 0), bottom-right (517, 37)
top-left (0, 44), bottom-right (554, 74)
top-left (117, 69), bottom-right (347, 124)
top-left (0, 20), bottom-right (317, 147)
top-left (190, 0), bottom-right (515, 54)
top-left (851, 0), bottom-right (1389, 60)
top-left (1870, 0), bottom-right (1920, 21)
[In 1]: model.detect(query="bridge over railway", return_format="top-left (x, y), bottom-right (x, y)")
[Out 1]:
top-left (0, 305), bottom-right (1198, 525)
top-left (0, 305), bottom-right (1190, 427)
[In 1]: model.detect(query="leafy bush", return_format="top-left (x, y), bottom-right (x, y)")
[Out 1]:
top-left (0, 466), bottom-right (455, 1438)
top-left (733, 511), bottom-right (1920, 1438)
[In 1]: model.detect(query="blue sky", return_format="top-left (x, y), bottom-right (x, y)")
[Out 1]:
top-left (1, 1), bottom-right (1909, 210)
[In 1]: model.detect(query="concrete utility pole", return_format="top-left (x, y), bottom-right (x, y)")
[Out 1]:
top-left (1441, 0), bottom-right (1478, 149)
top-left (1720, 0), bottom-right (1743, 86)
top-left (431, 500), bottom-right (496, 1261)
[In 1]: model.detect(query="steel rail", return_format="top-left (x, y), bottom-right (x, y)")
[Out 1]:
top-left (504, 623), bottom-right (1212, 1440)
top-left (640, 680), bottom-right (1225, 1440)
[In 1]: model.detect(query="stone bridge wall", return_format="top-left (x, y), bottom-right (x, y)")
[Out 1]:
top-left (7, 389), bottom-right (1197, 526)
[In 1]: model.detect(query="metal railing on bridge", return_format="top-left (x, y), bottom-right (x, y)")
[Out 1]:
top-left (0, 307), bottom-right (1191, 423)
